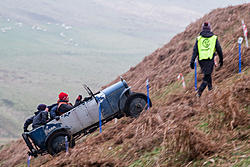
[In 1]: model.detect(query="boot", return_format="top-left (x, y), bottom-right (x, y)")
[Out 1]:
top-left (196, 91), bottom-right (202, 98)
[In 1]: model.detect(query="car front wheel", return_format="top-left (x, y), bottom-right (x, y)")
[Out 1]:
top-left (124, 93), bottom-right (149, 118)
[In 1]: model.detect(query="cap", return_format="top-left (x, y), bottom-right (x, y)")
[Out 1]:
top-left (58, 92), bottom-right (68, 101)
top-left (37, 104), bottom-right (47, 111)
top-left (202, 22), bottom-right (211, 31)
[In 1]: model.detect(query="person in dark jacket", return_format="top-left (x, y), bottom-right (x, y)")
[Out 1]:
top-left (47, 103), bottom-right (58, 120)
top-left (56, 92), bottom-right (82, 116)
top-left (32, 105), bottom-right (49, 129)
top-left (190, 22), bottom-right (223, 97)
top-left (23, 104), bottom-right (48, 132)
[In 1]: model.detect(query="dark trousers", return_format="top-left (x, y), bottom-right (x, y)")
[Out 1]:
top-left (198, 74), bottom-right (212, 95)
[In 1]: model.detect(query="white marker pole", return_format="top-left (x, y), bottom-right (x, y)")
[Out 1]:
top-left (177, 73), bottom-right (186, 89)
top-left (242, 20), bottom-right (248, 48)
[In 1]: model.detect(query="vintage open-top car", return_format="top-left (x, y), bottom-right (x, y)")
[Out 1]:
top-left (22, 78), bottom-right (152, 157)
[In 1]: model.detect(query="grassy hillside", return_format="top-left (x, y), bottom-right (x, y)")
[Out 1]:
top-left (0, 3), bottom-right (249, 167)
top-left (0, 0), bottom-right (244, 142)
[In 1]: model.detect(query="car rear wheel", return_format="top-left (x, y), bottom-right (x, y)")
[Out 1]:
top-left (47, 131), bottom-right (74, 155)
top-left (125, 93), bottom-right (149, 118)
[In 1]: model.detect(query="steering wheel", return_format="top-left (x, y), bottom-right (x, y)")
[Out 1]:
top-left (83, 84), bottom-right (98, 104)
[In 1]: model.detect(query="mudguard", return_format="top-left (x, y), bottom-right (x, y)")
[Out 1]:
top-left (22, 133), bottom-right (38, 157)
top-left (44, 127), bottom-right (70, 147)
top-left (118, 87), bottom-right (131, 112)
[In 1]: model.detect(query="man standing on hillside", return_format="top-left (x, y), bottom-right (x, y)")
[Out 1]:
top-left (190, 22), bottom-right (223, 97)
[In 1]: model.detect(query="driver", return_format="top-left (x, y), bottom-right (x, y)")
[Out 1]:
top-left (55, 92), bottom-right (82, 116)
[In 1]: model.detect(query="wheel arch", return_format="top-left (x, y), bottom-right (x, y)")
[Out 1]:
top-left (44, 127), bottom-right (70, 148)
top-left (22, 133), bottom-right (38, 157)
top-left (118, 87), bottom-right (131, 112)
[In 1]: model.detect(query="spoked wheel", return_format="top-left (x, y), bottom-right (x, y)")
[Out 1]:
top-left (47, 131), bottom-right (74, 155)
top-left (125, 93), bottom-right (150, 118)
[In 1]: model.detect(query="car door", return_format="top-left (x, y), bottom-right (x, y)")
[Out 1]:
top-left (53, 99), bottom-right (99, 135)
top-left (70, 99), bottom-right (99, 130)
top-left (83, 98), bottom-right (99, 125)
top-left (57, 106), bottom-right (87, 134)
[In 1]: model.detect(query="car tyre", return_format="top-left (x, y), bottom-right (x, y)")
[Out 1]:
top-left (124, 93), bottom-right (150, 118)
top-left (47, 131), bottom-right (74, 155)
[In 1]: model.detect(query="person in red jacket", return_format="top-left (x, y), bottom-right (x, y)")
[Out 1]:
top-left (56, 92), bottom-right (82, 116)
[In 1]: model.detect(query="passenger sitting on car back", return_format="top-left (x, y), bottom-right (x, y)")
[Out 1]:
top-left (23, 104), bottom-right (49, 132)
top-left (32, 104), bottom-right (49, 129)
top-left (56, 92), bottom-right (82, 116)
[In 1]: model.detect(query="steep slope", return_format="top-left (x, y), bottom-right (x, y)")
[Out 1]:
top-left (0, 3), bottom-right (249, 167)
top-left (0, 0), bottom-right (245, 144)
top-left (0, 0), bottom-right (199, 141)
top-left (110, 3), bottom-right (250, 92)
